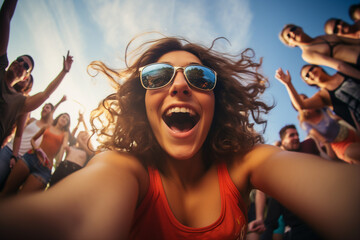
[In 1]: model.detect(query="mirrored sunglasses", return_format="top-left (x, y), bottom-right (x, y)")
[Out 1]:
top-left (16, 57), bottom-right (30, 72)
top-left (139, 63), bottom-right (217, 91)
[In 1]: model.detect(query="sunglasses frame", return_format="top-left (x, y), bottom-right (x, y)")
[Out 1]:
top-left (16, 57), bottom-right (31, 73)
top-left (332, 19), bottom-right (342, 34)
top-left (304, 66), bottom-right (316, 80)
top-left (286, 26), bottom-right (298, 39)
top-left (139, 63), bottom-right (217, 91)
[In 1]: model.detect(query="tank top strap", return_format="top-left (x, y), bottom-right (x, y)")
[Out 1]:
top-left (133, 167), bottom-right (159, 219)
top-left (217, 162), bottom-right (248, 218)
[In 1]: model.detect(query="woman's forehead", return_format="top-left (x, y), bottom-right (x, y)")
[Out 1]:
top-left (157, 50), bottom-right (202, 65)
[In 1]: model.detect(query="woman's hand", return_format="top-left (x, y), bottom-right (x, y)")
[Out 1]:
top-left (63, 51), bottom-right (73, 73)
top-left (275, 68), bottom-right (292, 86)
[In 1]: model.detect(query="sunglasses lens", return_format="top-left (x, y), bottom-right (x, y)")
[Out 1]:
top-left (184, 65), bottom-right (216, 90)
top-left (141, 63), bottom-right (174, 89)
top-left (333, 20), bottom-right (341, 34)
top-left (305, 66), bottom-right (315, 80)
top-left (23, 62), bottom-right (29, 71)
top-left (16, 57), bottom-right (30, 71)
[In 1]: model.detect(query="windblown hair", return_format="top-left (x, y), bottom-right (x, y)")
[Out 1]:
top-left (53, 113), bottom-right (71, 132)
top-left (89, 36), bottom-right (273, 170)
top-left (279, 24), bottom-right (298, 46)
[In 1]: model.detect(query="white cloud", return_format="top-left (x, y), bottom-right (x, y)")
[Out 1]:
top-left (6, 0), bottom-right (253, 131)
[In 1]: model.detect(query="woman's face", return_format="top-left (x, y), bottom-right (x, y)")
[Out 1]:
top-left (57, 114), bottom-right (70, 128)
top-left (301, 65), bottom-right (322, 85)
top-left (283, 26), bottom-right (302, 47)
top-left (145, 50), bottom-right (215, 160)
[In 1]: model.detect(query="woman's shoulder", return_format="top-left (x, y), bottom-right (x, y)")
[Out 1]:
top-left (88, 151), bottom-right (147, 174)
top-left (228, 144), bottom-right (283, 193)
top-left (235, 144), bottom-right (282, 163)
top-left (87, 151), bottom-right (149, 197)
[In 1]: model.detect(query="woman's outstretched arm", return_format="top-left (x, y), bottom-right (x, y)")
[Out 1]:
top-left (247, 144), bottom-right (360, 240)
top-left (0, 151), bottom-right (147, 240)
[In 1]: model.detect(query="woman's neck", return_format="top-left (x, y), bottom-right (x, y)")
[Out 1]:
top-left (322, 72), bottom-right (344, 91)
top-left (162, 151), bottom-right (208, 188)
top-left (296, 34), bottom-right (314, 47)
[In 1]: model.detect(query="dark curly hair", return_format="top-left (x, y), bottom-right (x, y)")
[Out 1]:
top-left (89, 36), bottom-right (273, 171)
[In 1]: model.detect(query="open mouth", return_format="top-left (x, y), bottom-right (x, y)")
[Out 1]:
top-left (163, 107), bottom-right (200, 132)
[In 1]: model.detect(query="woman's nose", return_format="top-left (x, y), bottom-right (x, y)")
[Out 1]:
top-left (169, 70), bottom-right (191, 97)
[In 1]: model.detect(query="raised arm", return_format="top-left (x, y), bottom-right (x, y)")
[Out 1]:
top-left (303, 51), bottom-right (360, 79)
top-left (0, 151), bottom-right (146, 240)
top-left (275, 68), bottom-right (328, 110)
top-left (22, 51), bottom-right (73, 113)
top-left (248, 144), bottom-right (360, 240)
top-left (53, 95), bottom-right (67, 111)
top-left (47, 95), bottom-right (67, 125)
top-left (0, 0), bottom-right (18, 56)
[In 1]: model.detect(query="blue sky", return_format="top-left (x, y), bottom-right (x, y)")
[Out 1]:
top-left (3, 0), bottom-right (357, 145)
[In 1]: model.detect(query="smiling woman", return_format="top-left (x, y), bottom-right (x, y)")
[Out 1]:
top-left (89, 36), bottom-right (271, 172)
top-left (0, 35), bottom-right (360, 240)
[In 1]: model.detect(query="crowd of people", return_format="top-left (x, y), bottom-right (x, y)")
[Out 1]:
top-left (0, 0), bottom-right (359, 240)
top-left (247, 3), bottom-right (360, 240)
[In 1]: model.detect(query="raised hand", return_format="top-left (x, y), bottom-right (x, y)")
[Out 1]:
top-left (78, 111), bottom-right (84, 122)
top-left (60, 95), bottom-right (67, 103)
top-left (63, 51), bottom-right (73, 73)
top-left (275, 68), bottom-right (292, 85)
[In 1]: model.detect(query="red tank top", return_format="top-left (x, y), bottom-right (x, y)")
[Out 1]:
top-left (129, 163), bottom-right (248, 240)
top-left (39, 128), bottom-right (64, 159)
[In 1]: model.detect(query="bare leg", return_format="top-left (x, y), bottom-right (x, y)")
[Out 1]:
top-left (19, 174), bottom-right (45, 194)
top-left (0, 160), bottom-right (30, 197)
top-left (344, 142), bottom-right (360, 164)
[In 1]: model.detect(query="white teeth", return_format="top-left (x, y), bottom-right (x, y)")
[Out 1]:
top-left (166, 107), bottom-right (196, 116)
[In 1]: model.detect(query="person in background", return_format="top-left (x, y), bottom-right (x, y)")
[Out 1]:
top-left (0, 96), bottom-right (66, 190)
top-left (0, 113), bottom-right (70, 195)
top-left (324, 18), bottom-right (360, 39)
top-left (49, 112), bottom-right (94, 186)
top-left (275, 65), bottom-right (360, 131)
top-left (0, 0), bottom-right (73, 147)
top-left (295, 94), bottom-right (360, 164)
top-left (349, 3), bottom-right (360, 23)
top-left (261, 124), bottom-right (324, 240)
top-left (0, 36), bottom-right (359, 240)
top-left (279, 24), bottom-right (360, 79)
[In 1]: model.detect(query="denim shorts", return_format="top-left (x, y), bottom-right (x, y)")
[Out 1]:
top-left (22, 152), bottom-right (51, 184)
